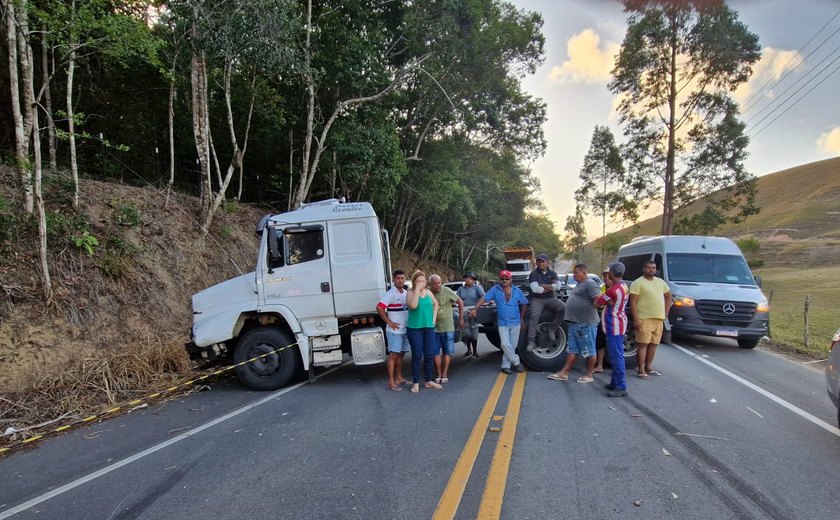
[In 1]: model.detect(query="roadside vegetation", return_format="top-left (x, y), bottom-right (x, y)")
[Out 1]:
top-left (757, 267), bottom-right (839, 358)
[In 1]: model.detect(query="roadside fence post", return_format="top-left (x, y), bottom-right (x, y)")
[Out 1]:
top-left (804, 293), bottom-right (811, 349)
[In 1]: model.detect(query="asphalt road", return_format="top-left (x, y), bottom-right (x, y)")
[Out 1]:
top-left (1, 335), bottom-right (839, 520)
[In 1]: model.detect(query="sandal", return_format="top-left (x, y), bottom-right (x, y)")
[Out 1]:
top-left (441, 377), bottom-right (449, 384)
top-left (425, 381), bottom-right (443, 389)
top-left (434, 377), bottom-right (443, 384)
top-left (547, 373), bottom-right (568, 381)
top-left (636, 372), bottom-right (649, 379)
top-left (648, 370), bottom-right (661, 376)
top-left (410, 383), bottom-right (420, 393)
top-left (577, 376), bottom-right (595, 384)
top-left (386, 385), bottom-right (403, 392)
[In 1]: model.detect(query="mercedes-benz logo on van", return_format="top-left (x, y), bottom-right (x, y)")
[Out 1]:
top-left (722, 303), bottom-right (736, 314)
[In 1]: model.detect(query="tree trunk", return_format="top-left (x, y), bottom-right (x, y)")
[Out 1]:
top-left (67, 42), bottom-right (79, 208)
top-left (165, 76), bottom-right (176, 207)
top-left (661, 16), bottom-right (678, 235)
top-left (6, 0), bottom-right (34, 214)
top-left (32, 87), bottom-right (51, 300)
top-left (190, 37), bottom-right (211, 218)
top-left (41, 24), bottom-right (56, 171)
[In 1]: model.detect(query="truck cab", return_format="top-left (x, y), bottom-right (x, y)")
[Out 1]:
top-left (186, 200), bottom-right (393, 390)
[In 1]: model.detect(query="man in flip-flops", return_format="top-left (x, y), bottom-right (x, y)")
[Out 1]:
top-left (548, 264), bottom-right (601, 383)
top-left (628, 260), bottom-right (672, 379)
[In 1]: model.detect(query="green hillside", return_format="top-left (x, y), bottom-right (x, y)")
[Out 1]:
top-left (601, 156), bottom-right (840, 268)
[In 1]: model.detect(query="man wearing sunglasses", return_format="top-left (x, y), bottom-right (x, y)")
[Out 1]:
top-left (471, 270), bottom-right (529, 374)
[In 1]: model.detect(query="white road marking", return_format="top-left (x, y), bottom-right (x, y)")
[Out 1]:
top-left (671, 342), bottom-right (840, 438)
top-left (0, 364), bottom-right (347, 519)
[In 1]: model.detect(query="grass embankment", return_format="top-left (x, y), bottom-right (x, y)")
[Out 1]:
top-left (757, 266), bottom-right (840, 357)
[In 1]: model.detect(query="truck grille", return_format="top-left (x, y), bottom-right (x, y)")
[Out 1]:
top-left (695, 300), bottom-right (756, 322)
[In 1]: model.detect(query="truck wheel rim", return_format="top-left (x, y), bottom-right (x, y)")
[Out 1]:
top-left (533, 323), bottom-right (567, 359)
top-left (249, 343), bottom-right (281, 376)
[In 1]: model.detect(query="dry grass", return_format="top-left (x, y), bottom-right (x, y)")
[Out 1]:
top-left (757, 266), bottom-right (840, 358)
top-left (1, 334), bottom-right (195, 446)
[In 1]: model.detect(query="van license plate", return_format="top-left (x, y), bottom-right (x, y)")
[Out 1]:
top-left (716, 329), bottom-right (739, 337)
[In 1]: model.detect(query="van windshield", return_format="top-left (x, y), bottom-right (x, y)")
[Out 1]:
top-left (666, 253), bottom-right (755, 285)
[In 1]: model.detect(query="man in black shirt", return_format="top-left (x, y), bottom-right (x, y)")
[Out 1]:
top-left (526, 254), bottom-right (565, 351)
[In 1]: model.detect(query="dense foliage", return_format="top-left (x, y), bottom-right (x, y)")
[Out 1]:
top-left (1, 0), bottom-right (561, 289)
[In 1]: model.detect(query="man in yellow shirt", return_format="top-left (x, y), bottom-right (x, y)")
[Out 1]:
top-left (628, 260), bottom-right (672, 379)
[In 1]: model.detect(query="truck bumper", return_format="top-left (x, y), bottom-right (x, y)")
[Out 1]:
top-left (184, 341), bottom-right (227, 362)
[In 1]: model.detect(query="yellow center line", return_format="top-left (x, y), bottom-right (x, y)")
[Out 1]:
top-left (477, 370), bottom-right (527, 519)
top-left (432, 373), bottom-right (508, 520)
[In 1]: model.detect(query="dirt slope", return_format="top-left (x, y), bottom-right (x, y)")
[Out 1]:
top-left (0, 167), bottom-right (264, 392)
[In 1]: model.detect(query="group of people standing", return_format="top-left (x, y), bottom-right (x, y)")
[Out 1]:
top-left (376, 256), bottom-right (672, 398)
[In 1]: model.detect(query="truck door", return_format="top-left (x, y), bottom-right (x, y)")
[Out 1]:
top-left (327, 218), bottom-right (384, 316)
top-left (263, 225), bottom-right (336, 324)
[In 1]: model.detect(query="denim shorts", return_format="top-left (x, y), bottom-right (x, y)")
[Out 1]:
top-left (567, 322), bottom-right (597, 358)
top-left (386, 329), bottom-right (409, 354)
top-left (435, 331), bottom-right (455, 356)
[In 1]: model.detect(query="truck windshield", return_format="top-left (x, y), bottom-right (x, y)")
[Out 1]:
top-left (505, 262), bottom-right (530, 272)
top-left (666, 253), bottom-right (755, 285)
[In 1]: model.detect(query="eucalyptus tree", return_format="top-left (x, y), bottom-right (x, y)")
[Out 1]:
top-left (37, 0), bottom-right (159, 208)
top-left (289, 0), bottom-right (430, 209)
top-left (564, 209), bottom-right (587, 262)
top-left (183, 0), bottom-right (299, 231)
top-left (610, 0), bottom-right (761, 234)
top-left (4, 0), bottom-right (50, 297)
top-left (576, 125), bottom-right (634, 268)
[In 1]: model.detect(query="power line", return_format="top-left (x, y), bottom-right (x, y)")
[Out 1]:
top-left (749, 58), bottom-right (840, 138)
top-left (741, 8), bottom-right (840, 114)
top-left (745, 39), bottom-right (840, 129)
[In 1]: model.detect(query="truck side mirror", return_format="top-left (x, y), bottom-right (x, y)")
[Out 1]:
top-left (267, 227), bottom-right (283, 272)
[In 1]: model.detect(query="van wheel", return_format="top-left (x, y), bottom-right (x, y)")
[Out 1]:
top-left (737, 338), bottom-right (759, 349)
top-left (518, 321), bottom-right (568, 372)
top-left (623, 331), bottom-right (639, 370)
top-left (233, 328), bottom-right (300, 390)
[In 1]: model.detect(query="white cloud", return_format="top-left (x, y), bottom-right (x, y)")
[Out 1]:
top-left (548, 29), bottom-right (619, 85)
top-left (817, 127), bottom-right (840, 154)
top-left (734, 47), bottom-right (803, 105)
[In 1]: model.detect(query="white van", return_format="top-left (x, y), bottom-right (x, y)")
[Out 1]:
top-left (616, 236), bottom-right (770, 349)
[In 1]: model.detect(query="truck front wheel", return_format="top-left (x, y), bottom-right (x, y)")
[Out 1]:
top-left (233, 328), bottom-right (300, 390)
top-left (517, 321), bottom-right (568, 372)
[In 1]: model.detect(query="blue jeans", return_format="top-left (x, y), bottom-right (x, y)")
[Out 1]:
top-left (567, 322), bottom-right (597, 358)
top-left (606, 334), bottom-right (627, 390)
top-left (435, 331), bottom-right (455, 356)
top-left (498, 325), bottom-right (521, 369)
top-left (406, 327), bottom-right (436, 383)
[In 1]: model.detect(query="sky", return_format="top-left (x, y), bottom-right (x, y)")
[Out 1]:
top-left (509, 0), bottom-right (840, 239)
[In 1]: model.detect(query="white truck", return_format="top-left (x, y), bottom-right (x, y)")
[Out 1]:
top-left (185, 199), bottom-right (394, 390)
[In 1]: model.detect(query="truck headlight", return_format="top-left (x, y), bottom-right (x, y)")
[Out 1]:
top-left (673, 295), bottom-right (695, 307)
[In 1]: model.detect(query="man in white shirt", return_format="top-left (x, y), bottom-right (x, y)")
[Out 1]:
top-left (377, 270), bottom-right (409, 391)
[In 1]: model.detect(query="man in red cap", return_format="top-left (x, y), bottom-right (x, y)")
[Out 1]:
top-left (471, 270), bottom-right (529, 374)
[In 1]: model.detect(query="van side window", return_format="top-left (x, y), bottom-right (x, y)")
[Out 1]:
top-left (286, 229), bottom-right (324, 265)
top-left (620, 254), bottom-right (653, 281)
top-left (654, 254), bottom-right (663, 276)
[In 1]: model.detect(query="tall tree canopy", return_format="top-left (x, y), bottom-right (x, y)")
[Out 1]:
top-left (1, 0), bottom-right (555, 296)
top-left (610, 0), bottom-right (761, 235)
